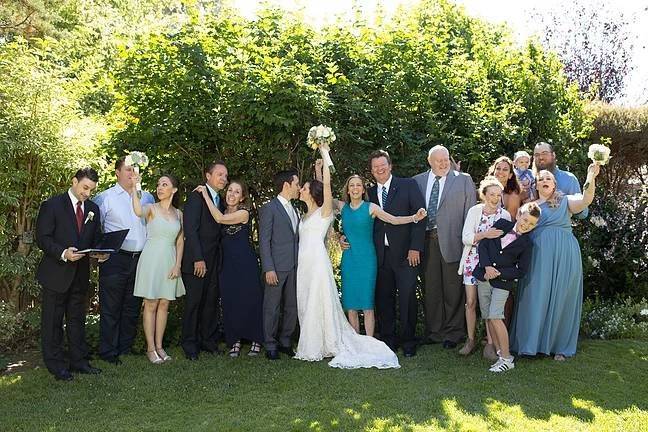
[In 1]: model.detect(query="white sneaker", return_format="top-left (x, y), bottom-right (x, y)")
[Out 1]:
top-left (490, 357), bottom-right (503, 368)
top-left (490, 357), bottom-right (514, 373)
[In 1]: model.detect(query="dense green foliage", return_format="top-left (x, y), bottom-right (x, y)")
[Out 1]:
top-left (3, 0), bottom-right (647, 351)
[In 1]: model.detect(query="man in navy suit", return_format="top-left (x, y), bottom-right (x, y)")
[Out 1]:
top-left (181, 160), bottom-right (228, 360)
top-left (35, 168), bottom-right (107, 381)
top-left (366, 150), bottom-right (426, 357)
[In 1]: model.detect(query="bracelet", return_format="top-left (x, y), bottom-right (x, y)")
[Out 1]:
top-left (412, 215), bottom-right (418, 224)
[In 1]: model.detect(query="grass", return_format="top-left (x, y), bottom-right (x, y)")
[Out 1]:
top-left (1, 339), bottom-right (647, 431)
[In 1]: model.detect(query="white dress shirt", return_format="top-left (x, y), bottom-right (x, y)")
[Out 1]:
top-left (376, 175), bottom-right (393, 246)
top-left (93, 183), bottom-right (154, 252)
top-left (277, 194), bottom-right (298, 232)
top-left (425, 170), bottom-right (448, 210)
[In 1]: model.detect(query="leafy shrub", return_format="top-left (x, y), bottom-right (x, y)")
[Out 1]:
top-left (0, 301), bottom-right (40, 352)
top-left (575, 185), bottom-right (648, 300)
top-left (581, 297), bottom-right (648, 340)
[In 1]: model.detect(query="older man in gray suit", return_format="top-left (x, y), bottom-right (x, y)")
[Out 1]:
top-left (259, 170), bottom-right (301, 360)
top-left (414, 145), bottom-right (476, 348)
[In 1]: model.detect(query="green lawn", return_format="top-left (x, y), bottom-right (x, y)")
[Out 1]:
top-left (1, 340), bottom-right (647, 431)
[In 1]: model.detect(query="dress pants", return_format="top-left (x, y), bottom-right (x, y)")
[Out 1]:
top-left (423, 230), bottom-right (466, 343)
top-left (41, 270), bottom-right (89, 375)
top-left (375, 246), bottom-right (418, 351)
top-left (262, 269), bottom-right (297, 351)
top-left (98, 252), bottom-right (142, 358)
top-left (181, 267), bottom-right (220, 355)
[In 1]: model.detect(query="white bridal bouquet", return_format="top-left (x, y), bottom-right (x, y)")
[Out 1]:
top-left (587, 143), bottom-right (611, 166)
top-left (125, 151), bottom-right (149, 192)
top-left (307, 124), bottom-right (336, 173)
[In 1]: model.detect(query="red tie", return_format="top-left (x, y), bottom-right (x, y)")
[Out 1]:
top-left (76, 201), bottom-right (83, 233)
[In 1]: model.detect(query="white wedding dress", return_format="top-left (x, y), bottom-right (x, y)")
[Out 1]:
top-left (294, 207), bottom-right (400, 369)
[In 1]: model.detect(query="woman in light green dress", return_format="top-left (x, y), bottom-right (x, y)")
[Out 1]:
top-left (132, 174), bottom-right (185, 364)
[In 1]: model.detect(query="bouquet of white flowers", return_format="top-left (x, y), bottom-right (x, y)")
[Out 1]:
top-left (307, 125), bottom-right (336, 173)
top-left (124, 151), bottom-right (149, 192)
top-left (587, 144), bottom-right (611, 166)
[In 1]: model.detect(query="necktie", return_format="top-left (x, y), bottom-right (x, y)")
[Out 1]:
top-left (213, 193), bottom-right (220, 209)
top-left (287, 203), bottom-right (296, 231)
top-left (427, 176), bottom-right (441, 230)
top-left (381, 185), bottom-right (388, 209)
top-left (76, 201), bottom-right (83, 233)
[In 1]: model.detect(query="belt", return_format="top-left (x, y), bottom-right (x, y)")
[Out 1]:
top-left (118, 249), bottom-right (141, 258)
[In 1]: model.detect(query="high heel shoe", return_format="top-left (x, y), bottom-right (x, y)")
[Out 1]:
top-left (156, 347), bottom-right (172, 362)
top-left (146, 350), bottom-right (163, 364)
top-left (229, 341), bottom-right (241, 358)
top-left (248, 342), bottom-right (262, 357)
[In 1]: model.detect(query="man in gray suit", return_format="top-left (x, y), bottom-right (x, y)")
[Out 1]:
top-left (414, 145), bottom-right (476, 348)
top-left (259, 170), bottom-right (301, 360)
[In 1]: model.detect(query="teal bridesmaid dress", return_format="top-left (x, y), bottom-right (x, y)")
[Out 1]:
top-left (340, 201), bottom-right (377, 311)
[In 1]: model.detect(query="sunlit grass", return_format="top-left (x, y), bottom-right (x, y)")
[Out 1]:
top-left (1, 340), bottom-right (647, 431)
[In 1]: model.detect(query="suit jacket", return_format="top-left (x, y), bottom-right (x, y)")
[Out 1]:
top-left (181, 189), bottom-right (222, 274)
top-left (414, 170), bottom-right (476, 262)
top-left (368, 176), bottom-right (426, 266)
top-left (258, 197), bottom-right (299, 273)
top-left (35, 193), bottom-right (102, 293)
top-left (472, 219), bottom-right (533, 291)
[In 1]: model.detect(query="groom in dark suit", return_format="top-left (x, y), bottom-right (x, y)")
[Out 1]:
top-left (35, 168), bottom-right (106, 381)
top-left (181, 160), bottom-right (228, 360)
top-left (259, 170), bottom-right (301, 360)
top-left (367, 150), bottom-right (426, 357)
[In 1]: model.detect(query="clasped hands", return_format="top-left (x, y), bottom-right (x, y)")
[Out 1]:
top-left (484, 266), bottom-right (500, 280)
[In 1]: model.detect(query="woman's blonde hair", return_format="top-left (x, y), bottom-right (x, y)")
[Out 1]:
top-left (536, 170), bottom-right (564, 208)
top-left (478, 176), bottom-right (504, 202)
top-left (341, 174), bottom-right (368, 203)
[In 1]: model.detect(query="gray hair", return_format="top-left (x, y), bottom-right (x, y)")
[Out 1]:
top-left (428, 145), bottom-right (449, 158)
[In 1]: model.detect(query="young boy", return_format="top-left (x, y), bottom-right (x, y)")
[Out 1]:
top-left (472, 202), bottom-right (542, 372)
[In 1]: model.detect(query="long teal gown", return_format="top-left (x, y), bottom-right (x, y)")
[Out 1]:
top-left (510, 198), bottom-right (583, 357)
top-left (340, 201), bottom-right (377, 311)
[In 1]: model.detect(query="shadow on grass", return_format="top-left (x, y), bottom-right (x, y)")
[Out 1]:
top-left (1, 340), bottom-right (647, 431)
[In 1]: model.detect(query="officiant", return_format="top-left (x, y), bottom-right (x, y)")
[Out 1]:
top-left (35, 168), bottom-right (107, 381)
top-left (94, 156), bottom-right (155, 365)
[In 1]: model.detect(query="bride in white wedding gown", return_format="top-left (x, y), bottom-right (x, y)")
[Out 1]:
top-left (294, 145), bottom-right (400, 369)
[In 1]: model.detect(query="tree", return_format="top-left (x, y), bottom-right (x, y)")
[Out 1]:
top-left (531, 0), bottom-right (636, 103)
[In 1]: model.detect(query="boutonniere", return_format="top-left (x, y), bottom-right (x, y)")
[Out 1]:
top-left (84, 211), bottom-right (95, 224)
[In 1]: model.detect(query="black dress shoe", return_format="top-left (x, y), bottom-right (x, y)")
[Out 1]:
top-left (53, 370), bottom-right (74, 381)
top-left (278, 346), bottom-right (295, 357)
top-left (101, 356), bottom-right (122, 365)
top-left (442, 340), bottom-right (457, 349)
top-left (403, 346), bottom-right (417, 357)
top-left (71, 364), bottom-right (102, 375)
top-left (265, 350), bottom-right (280, 360)
top-left (185, 353), bottom-right (199, 361)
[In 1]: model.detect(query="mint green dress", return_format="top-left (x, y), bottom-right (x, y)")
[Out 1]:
top-left (134, 210), bottom-right (185, 300)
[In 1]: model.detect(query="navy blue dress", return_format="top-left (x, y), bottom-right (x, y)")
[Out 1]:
top-left (219, 222), bottom-right (264, 346)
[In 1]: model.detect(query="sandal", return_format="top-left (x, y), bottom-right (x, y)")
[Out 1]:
top-left (146, 350), bottom-right (163, 364)
top-left (248, 342), bottom-right (262, 357)
top-left (229, 341), bottom-right (241, 358)
top-left (156, 347), bottom-right (172, 362)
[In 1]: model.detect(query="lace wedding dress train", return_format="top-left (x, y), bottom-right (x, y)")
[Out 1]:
top-left (294, 208), bottom-right (400, 369)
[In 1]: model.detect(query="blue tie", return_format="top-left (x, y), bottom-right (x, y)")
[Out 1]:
top-left (427, 176), bottom-right (441, 230)
top-left (381, 185), bottom-right (388, 209)
top-left (213, 193), bottom-right (220, 209)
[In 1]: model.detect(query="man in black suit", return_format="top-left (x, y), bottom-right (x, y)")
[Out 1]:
top-left (366, 150), bottom-right (426, 357)
top-left (35, 168), bottom-right (107, 381)
top-left (181, 160), bottom-right (228, 360)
